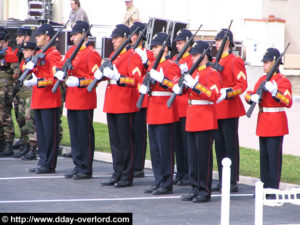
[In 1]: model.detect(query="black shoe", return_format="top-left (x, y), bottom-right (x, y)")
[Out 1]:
top-left (230, 183), bottom-right (239, 193)
top-left (14, 144), bottom-right (30, 158)
top-left (181, 192), bottom-right (198, 201)
top-left (133, 169), bottom-right (145, 178)
top-left (101, 177), bottom-right (119, 186)
top-left (57, 146), bottom-right (63, 156)
top-left (13, 139), bottom-right (24, 149)
top-left (212, 183), bottom-right (221, 192)
top-left (64, 171), bottom-right (77, 179)
top-left (144, 185), bottom-right (158, 194)
top-left (29, 167), bottom-right (39, 173)
top-left (36, 166), bottom-right (55, 174)
top-left (177, 179), bottom-right (190, 186)
top-left (192, 194), bottom-right (211, 203)
top-left (114, 180), bottom-right (132, 188)
top-left (152, 187), bottom-right (173, 195)
top-left (22, 145), bottom-right (37, 160)
top-left (73, 173), bottom-right (92, 180)
top-left (0, 142), bottom-right (13, 157)
top-left (173, 176), bottom-right (181, 185)
top-left (62, 152), bottom-right (72, 158)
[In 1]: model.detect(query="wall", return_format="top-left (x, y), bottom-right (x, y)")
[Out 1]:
top-left (262, 0), bottom-right (300, 54)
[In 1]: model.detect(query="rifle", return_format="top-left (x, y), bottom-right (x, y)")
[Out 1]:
top-left (167, 42), bottom-right (214, 108)
top-left (211, 20), bottom-right (233, 71)
top-left (16, 21), bottom-right (69, 88)
top-left (87, 27), bottom-right (138, 92)
top-left (174, 24), bottom-right (202, 64)
top-left (132, 22), bottom-right (149, 50)
top-left (52, 24), bottom-right (92, 93)
top-left (246, 43), bottom-right (290, 118)
top-left (136, 34), bottom-right (171, 109)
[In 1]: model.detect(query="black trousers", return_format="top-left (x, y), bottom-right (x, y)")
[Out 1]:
top-left (132, 108), bottom-right (147, 171)
top-left (187, 130), bottom-right (214, 196)
top-left (148, 123), bottom-right (175, 189)
top-left (67, 109), bottom-right (95, 175)
top-left (214, 117), bottom-right (240, 183)
top-left (107, 113), bottom-right (134, 182)
top-left (173, 117), bottom-right (189, 180)
top-left (259, 136), bottom-right (283, 189)
top-left (34, 108), bottom-right (59, 170)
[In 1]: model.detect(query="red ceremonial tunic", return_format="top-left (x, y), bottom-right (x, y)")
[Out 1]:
top-left (146, 57), bottom-right (181, 125)
top-left (186, 64), bottom-right (222, 132)
top-left (245, 72), bottom-right (292, 137)
top-left (214, 52), bottom-right (247, 119)
top-left (103, 48), bottom-right (144, 114)
top-left (31, 47), bottom-right (62, 109)
top-left (59, 44), bottom-right (102, 110)
top-left (172, 52), bottom-right (193, 118)
top-left (4, 47), bottom-right (19, 63)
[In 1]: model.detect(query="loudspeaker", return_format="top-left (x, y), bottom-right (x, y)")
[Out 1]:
top-left (146, 18), bottom-right (169, 50)
top-left (101, 37), bottom-right (114, 59)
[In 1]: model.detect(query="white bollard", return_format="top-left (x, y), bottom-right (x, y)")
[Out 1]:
top-left (255, 181), bottom-right (264, 225)
top-left (220, 157), bottom-right (231, 225)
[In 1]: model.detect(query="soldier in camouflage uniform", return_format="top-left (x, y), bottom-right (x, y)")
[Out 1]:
top-left (14, 41), bottom-right (38, 160)
top-left (12, 28), bottom-right (31, 157)
top-left (123, 0), bottom-right (140, 27)
top-left (0, 27), bottom-right (18, 157)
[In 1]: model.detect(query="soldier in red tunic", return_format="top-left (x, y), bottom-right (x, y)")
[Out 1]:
top-left (173, 40), bottom-right (221, 203)
top-left (140, 32), bottom-right (181, 195)
top-left (55, 21), bottom-right (102, 179)
top-left (171, 28), bottom-right (193, 186)
top-left (96, 24), bottom-right (144, 187)
top-left (245, 48), bottom-right (292, 189)
top-left (213, 29), bottom-right (247, 192)
top-left (25, 24), bottom-right (62, 174)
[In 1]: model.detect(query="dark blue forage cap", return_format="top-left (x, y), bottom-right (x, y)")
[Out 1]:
top-left (35, 24), bottom-right (55, 38)
top-left (22, 41), bottom-right (37, 50)
top-left (111, 24), bottom-right (130, 38)
top-left (16, 28), bottom-right (32, 36)
top-left (130, 22), bottom-right (146, 40)
top-left (0, 26), bottom-right (8, 40)
top-left (174, 28), bottom-right (192, 42)
top-left (215, 28), bottom-right (234, 47)
top-left (190, 40), bottom-right (212, 61)
top-left (262, 47), bottom-right (283, 64)
top-left (150, 32), bottom-right (172, 50)
top-left (71, 20), bottom-right (91, 36)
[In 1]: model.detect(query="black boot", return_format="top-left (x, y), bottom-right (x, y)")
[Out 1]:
top-left (13, 138), bottom-right (24, 149)
top-left (14, 144), bottom-right (30, 158)
top-left (22, 145), bottom-right (37, 160)
top-left (0, 142), bottom-right (13, 157)
top-left (0, 139), bottom-right (4, 153)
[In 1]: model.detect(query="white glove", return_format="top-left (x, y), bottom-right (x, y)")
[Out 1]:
top-left (183, 74), bottom-right (197, 89)
top-left (250, 93), bottom-right (260, 103)
top-left (54, 70), bottom-right (65, 81)
top-left (179, 63), bottom-right (188, 75)
top-left (103, 65), bottom-right (120, 81)
top-left (25, 61), bottom-right (35, 70)
top-left (135, 48), bottom-right (148, 64)
top-left (94, 69), bottom-right (103, 80)
top-left (172, 83), bottom-right (181, 95)
top-left (65, 76), bottom-right (79, 87)
top-left (23, 73), bottom-right (37, 87)
top-left (150, 68), bottom-right (164, 83)
top-left (139, 84), bottom-right (148, 94)
top-left (216, 88), bottom-right (227, 103)
top-left (264, 80), bottom-right (278, 96)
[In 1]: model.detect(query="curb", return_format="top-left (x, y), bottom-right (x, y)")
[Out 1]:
top-left (93, 151), bottom-right (300, 191)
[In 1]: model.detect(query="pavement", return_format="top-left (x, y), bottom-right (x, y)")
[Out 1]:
top-left (0, 154), bottom-right (300, 225)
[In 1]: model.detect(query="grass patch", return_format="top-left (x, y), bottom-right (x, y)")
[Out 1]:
top-left (13, 113), bottom-right (300, 185)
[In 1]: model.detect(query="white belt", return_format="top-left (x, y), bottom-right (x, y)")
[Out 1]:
top-left (260, 107), bottom-right (285, 112)
top-left (189, 99), bottom-right (214, 105)
top-left (151, 91), bottom-right (172, 97)
top-left (108, 80), bottom-right (117, 85)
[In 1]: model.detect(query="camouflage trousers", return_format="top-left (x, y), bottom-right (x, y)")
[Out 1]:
top-left (14, 86), bottom-right (36, 144)
top-left (0, 78), bottom-right (15, 142)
